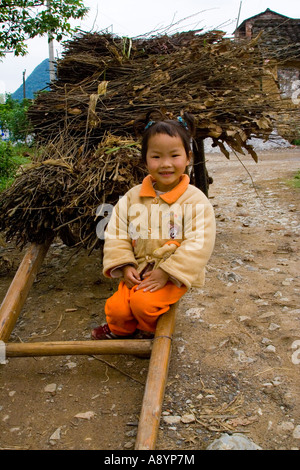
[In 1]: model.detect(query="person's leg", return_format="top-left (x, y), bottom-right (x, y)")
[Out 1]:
top-left (92, 281), bottom-right (138, 339)
top-left (105, 281), bottom-right (139, 335)
top-left (129, 282), bottom-right (187, 332)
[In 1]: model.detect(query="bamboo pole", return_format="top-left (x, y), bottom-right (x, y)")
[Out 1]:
top-left (0, 241), bottom-right (52, 342)
top-left (134, 302), bottom-right (177, 450)
top-left (5, 339), bottom-right (152, 358)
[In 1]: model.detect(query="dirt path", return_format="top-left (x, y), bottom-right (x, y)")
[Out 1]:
top-left (0, 148), bottom-right (299, 450)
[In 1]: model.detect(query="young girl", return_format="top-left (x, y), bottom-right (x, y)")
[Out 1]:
top-left (91, 111), bottom-right (216, 340)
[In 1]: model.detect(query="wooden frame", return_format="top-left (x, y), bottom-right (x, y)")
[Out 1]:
top-left (0, 241), bottom-right (178, 450)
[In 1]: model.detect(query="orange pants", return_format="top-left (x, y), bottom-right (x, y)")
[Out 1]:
top-left (105, 281), bottom-right (187, 336)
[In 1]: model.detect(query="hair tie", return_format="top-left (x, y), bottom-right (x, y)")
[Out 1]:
top-left (177, 116), bottom-right (189, 132)
top-left (144, 120), bottom-right (155, 130)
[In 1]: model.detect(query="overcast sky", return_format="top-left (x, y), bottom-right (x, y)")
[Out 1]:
top-left (1, 0), bottom-right (300, 94)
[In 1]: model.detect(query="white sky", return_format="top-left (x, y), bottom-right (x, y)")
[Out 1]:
top-left (0, 0), bottom-right (300, 94)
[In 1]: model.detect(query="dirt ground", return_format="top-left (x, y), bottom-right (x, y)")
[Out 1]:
top-left (0, 148), bottom-right (299, 451)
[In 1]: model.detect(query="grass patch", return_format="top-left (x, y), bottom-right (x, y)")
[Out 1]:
top-left (292, 170), bottom-right (300, 188)
top-left (286, 170), bottom-right (300, 189)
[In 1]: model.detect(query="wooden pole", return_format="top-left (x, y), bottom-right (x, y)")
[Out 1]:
top-left (193, 137), bottom-right (208, 196)
top-left (134, 302), bottom-right (177, 450)
top-left (5, 339), bottom-right (152, 358)
top-left (0, 241), bottom-right (52, 342)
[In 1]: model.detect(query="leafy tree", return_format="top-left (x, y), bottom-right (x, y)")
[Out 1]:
top-left (0, 0), bottom-right (89, 57)
top-left (0, 95), bottom-right (32, 141)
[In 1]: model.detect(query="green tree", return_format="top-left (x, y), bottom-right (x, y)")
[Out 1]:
top-left (0, 0), bottom-right (89, 57)
top-left (0, 95), bottom-right (31, 141)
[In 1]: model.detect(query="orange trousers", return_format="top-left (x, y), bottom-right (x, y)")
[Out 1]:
top-left (105, 281), bottom-right (187, 336)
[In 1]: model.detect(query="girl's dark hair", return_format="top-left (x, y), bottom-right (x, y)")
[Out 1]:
top-left (134, 110), bottom-right (195, 163)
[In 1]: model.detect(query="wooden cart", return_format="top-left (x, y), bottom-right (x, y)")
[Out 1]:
top-left (0, 241), bottom-right (178, 450)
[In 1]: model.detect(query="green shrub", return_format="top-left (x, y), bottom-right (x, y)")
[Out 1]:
top-left (0, 141), bottom-right (15, 177)
top-left (0, 141), bottom-right (31, 191)
top-left (0, 95), bottom-right (32, 143)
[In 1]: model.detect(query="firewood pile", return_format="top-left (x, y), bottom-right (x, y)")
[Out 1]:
top-left (29, 30), bottom-right (283, 159)
top-left (0, 30), bottom-right (294, 249)
top-left (0, 133), bottom-right (146, 250)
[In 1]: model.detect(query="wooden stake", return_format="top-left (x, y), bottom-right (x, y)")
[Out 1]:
top-left (5, 339), bottom-right (152, 358)
top-left (193, 137), bottom-right (208, 196)
top-left (135, 302), bottom-right (177, 450)
top-left (0, 241), bottom-right (52, 342)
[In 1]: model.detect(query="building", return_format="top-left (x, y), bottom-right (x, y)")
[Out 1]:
top-left (234, 8), bottom-right (300, 99)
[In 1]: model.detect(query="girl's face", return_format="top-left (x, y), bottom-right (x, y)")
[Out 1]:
top-left (145, 133), bottom-right (191, 192)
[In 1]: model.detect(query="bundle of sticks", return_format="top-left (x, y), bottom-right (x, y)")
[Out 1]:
top-left (28, 30), bottom-right (289, 159)
top-left (0, 29), bottom-right (297, 249)
top-left (0, 134), bottom-right (146, 249)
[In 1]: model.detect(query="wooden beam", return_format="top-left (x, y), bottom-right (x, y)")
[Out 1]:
top-left (193, 137), bottom-right (208, 196)
top-left (134, 302), bottom-right (177, 450)
top-left (0, 241), bottom-right (52, 342)
top-left (5, 339), bottom-right (152, 358)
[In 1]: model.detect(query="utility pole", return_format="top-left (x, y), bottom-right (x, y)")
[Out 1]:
top-left (236, 1), bottom-right (243, 30)
top-left (23, 70), bottom-right (26, 99)
top-left (47, 0), bottom-right (56, 82)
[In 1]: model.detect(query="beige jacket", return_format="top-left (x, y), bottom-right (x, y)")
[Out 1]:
top-left (103, 174), bottom-right (216, 289)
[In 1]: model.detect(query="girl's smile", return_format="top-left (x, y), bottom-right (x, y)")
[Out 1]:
top-left (146, 133), bottom-right (191, 192)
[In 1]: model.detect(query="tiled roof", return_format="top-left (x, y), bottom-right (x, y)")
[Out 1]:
top-left (234, 9), bottom-right (300, 61)
top-left (252, 19), bottom-right (300, 60)
top-left (235, 8), bottom-right (290, 32)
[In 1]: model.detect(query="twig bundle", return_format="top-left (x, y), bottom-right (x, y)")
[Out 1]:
top-left (0, 134), bottom-right (146, 249)
top-left (1, 29), bottom-right (298, 249)
top-left (28, 30), bottom-right (292, 159)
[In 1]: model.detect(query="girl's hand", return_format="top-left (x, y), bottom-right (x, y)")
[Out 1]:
top-left (122, 265), bottom-right (141, 289)
top-left (135, 268), bottom-right (169, 293)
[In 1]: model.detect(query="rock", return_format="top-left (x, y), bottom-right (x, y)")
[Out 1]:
top-left (10, 427), bottom-right (20, 433)
top-left (268, 323), bottom-right (280, 331)
top-left (163, 415), bottom-right (181, 425)
top-left (181, 413), bottom-right (196, 424)
top-left (44, 383), bottom-right (57, 394)
top-left (265, 345), bottom-right (276, 353)
top-left (185, 308), bottom-right (205, 320)
top-left (277, 421), bottom-right (294, 433)
top-left (75, 411), bottom-right (95, 420)
top-left (239, 315), bottom-right (251, 322)
top-left (124, 440), bottom-right (134, 449)
top-left (232, 348), bottom-right (255, 363)
top-left (293, 425), bottom-right (300, 439)
top-left (207, 433), bottom-right (262, 450)
top-left (49, 427), bottom-right (61, 442)
top-left (272, 377), bottom-right (282, 386)
top-left (218, 272), bottom-right (242, 283)
top-left (66, 361), bottom-right (77, 369)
